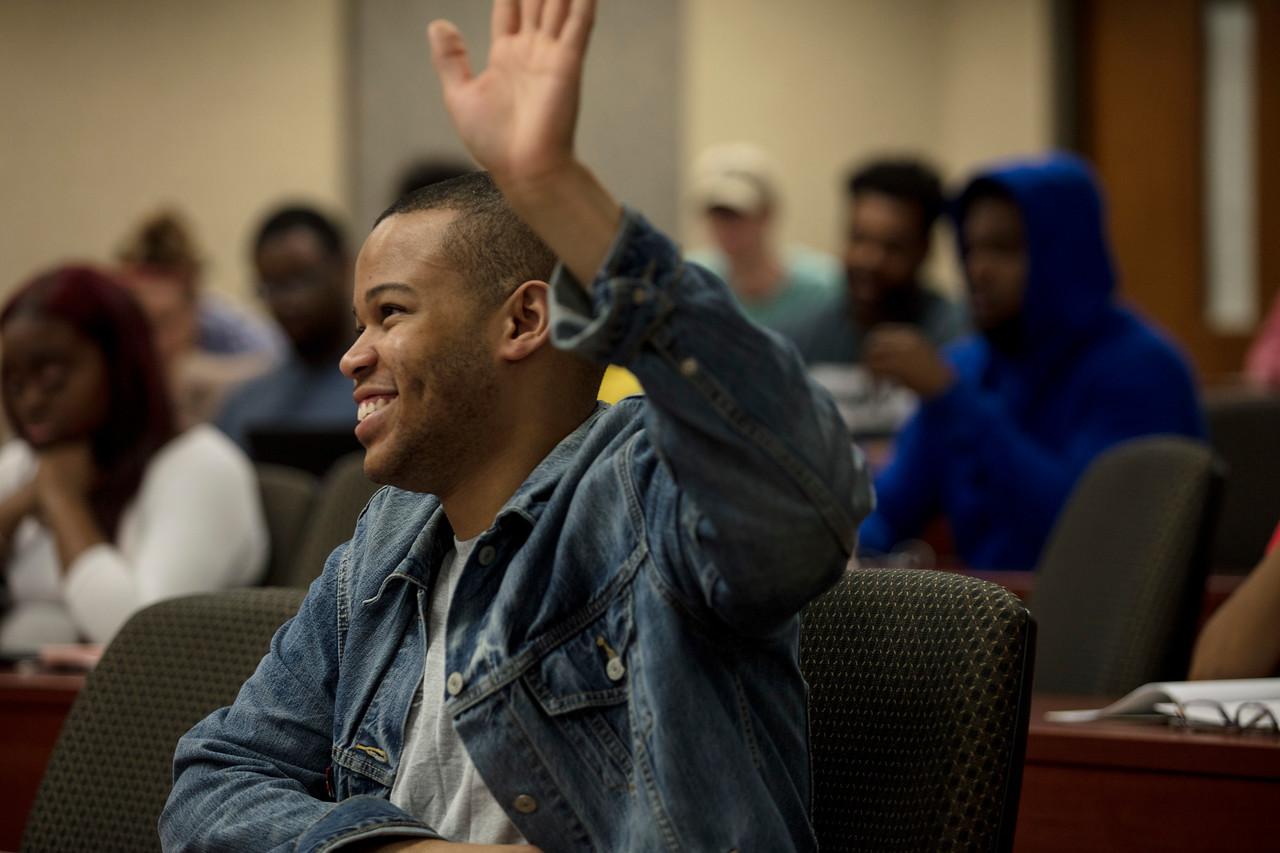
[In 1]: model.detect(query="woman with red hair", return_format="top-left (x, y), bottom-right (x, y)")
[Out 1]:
top-left (0, 265), bottom-right (267, 652)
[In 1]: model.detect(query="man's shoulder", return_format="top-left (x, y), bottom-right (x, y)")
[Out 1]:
top-left (1085, 307), bottom-right (1196, 381)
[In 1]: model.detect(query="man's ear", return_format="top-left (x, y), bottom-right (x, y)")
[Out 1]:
top-left (496, 280), bottom-right (551, 363)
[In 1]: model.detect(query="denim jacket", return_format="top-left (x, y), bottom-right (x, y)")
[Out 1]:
top-left (161, 211), bottom-right (871, 852)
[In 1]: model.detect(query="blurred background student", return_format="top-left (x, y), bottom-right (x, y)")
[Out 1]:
top-left (685, 142), bottom-right (841, 344)
top-left (0, 266), bottom-right (267, 653)
top-left (117, 212), bottom-right (282, 428)
top-left (214, 205), bottom-right (356, 450)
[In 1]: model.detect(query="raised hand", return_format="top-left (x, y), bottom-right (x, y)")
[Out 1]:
top-left (429, 0), bottom-right (595, 191)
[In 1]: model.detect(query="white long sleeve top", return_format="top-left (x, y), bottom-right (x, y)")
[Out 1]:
top-left (0, 425), bottom-right (268, 652)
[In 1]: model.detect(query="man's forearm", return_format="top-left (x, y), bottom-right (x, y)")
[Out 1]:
top-left (496, 161), bottom-right (622, 290)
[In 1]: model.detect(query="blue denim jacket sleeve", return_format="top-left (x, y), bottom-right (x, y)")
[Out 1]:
top-left (159, 539), bottom-right (444, 852)
top-left (549, 209), bottom-right (872, 633)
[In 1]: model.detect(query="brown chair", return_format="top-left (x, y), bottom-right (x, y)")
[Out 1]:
top-left (21, 588), bottom-right (305, 853)
top-left (801, 568), bottom-right (1035, 852)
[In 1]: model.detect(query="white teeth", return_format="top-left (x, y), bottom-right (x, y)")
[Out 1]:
top-left (357, 397), bottom-right (392, 423)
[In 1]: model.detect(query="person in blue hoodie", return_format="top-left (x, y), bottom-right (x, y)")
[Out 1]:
top-left (857, 154), bottom-right (1204, 570)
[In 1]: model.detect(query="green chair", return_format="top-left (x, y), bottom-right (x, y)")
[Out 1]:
top-left (255, 463), bottom-right (319, 587)
top-left (1030, 436), bottom-right (1222, 695)
top-left (801, 568), bottom-right (1035, 852)
top-left (285, 452), bottom-right (382, 589)
top-left (21, 589), bottom-right (305, 853)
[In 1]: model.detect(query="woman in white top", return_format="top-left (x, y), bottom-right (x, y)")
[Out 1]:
top-left (0, 265), bottom-right (268, 653)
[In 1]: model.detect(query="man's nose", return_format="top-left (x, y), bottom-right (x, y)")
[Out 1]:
top-left (339, 335), bottom-right (375, 379)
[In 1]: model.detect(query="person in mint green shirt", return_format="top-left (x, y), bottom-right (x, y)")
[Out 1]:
top-left (685, 143), bottom-right (841, 343)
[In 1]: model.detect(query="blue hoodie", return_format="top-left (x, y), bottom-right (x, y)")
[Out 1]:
top-left (858, 154), bottom-right (1205, 570)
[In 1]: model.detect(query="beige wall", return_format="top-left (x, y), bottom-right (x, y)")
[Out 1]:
top-left (349, 0), bottom-right (681, 238)
top-left (0, 0), bottom-right (346, 305)
top-left (0, 0), bottom-right (1053, 304)
top-left (681, 0), bottom-right (1056, 290)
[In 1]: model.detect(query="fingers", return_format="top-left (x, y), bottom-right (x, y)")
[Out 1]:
top-left (521, 0), bottom-right (544, 31)
top-left (561, 0), bottom-right (595, 52)
top-left (491, 0), bottom-right (518, 39)
top-left (428, 20), bottom-right (473, 91)
top-left (540, 0), bottom-right (570, 36)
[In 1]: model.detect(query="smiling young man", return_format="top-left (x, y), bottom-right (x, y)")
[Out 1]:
top-left (161, 2), bottom-right (867, 852)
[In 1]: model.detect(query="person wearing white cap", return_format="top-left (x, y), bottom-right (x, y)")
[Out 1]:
top-left (685, 143), bottom-right (841, 341)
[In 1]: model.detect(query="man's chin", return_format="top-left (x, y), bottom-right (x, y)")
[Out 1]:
top-left (361, 447), bottom-right (434, 494)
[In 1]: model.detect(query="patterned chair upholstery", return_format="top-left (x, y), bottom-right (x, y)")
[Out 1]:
top-left (801, 568), bottom-right (1035, 853)
top-left (22, 588), bottom-right (305, 853)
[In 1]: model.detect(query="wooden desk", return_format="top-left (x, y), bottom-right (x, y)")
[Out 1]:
top-left (0, 666), bottom-right (85, 850)
top-left (1016, 695), bottom-right (1280, 851)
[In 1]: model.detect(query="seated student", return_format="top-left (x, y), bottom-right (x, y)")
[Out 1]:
top-left (0, 266), bottom-right (267, 653)
top-left (117, 212), bottom-right (282, 426)
top-left (215, 206), bottom-right (357, 450)
top-left (793, 158), bottom-right (967, 365)
top-left (858, 154), bottom-right (1204, 571)
top-left (1189, 521), bottom-right (1280, 680)
top-left (685, 142), bottom-right (842, 341)
top-left (161, 2), bottom-right (868, 850)
top-left (792, 160), bottom-right (968, 439)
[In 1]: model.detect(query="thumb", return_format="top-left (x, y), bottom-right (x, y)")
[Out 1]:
top-left (428, 19), bottom-right (473, 92)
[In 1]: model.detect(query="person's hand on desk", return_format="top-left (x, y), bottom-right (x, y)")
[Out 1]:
top-left (1189, 543), bottom-right (1280, 680)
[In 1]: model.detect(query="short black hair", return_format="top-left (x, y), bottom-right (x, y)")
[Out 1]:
top-left (955, 177), bottom-right (1017, 222)
top-left (253, 206), bottom-right (346, 258)
top-left (394, 157), bottom-right (476, 202)
top-left (376, 172), bottom-right (557, 307)
top-left (847, 159), bottom-right (945, 238)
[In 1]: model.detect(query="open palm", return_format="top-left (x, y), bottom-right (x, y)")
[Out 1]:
top-left (429, 0), bottom-right (595, 186)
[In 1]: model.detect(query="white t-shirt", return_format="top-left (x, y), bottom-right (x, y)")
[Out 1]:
top-left (0, 425), bottom-right (268, 652)
top-left (390, 535), bottom-right (525, 844)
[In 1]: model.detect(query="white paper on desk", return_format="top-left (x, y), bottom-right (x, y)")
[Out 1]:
top-left (807, 364), bottom-right (918, 438)
top-left (1046, 678), bottom-right (1280, 723)
top-left (1151, 699), bottom-right (1280, 728)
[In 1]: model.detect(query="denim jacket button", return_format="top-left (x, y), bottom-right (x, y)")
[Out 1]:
top-left (606, 658), bottom-right (625, 681)
top-left (477, 545), bottom-right (497, 567)
top-left (447, 672), bottom-right (464, 696)
top-left (513, 794), bottom-right (538, 814)
top-left (679, 357), bottom-right (699, 377)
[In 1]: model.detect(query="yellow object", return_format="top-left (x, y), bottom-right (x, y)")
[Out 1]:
top-left (598, 365), bottom-right (643, 403)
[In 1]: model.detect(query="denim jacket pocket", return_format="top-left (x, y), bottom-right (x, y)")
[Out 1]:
top-left (330, 744), bottom-right (394, 800)
top-left (521, 604), bottom-right (636, 794)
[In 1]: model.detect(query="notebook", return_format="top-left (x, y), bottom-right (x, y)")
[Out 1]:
top-left (1047, 678), bottom-right (1280, 730)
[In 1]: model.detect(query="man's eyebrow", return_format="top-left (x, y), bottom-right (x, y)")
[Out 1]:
top-left (364, 282), bottom-right (415, 302)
